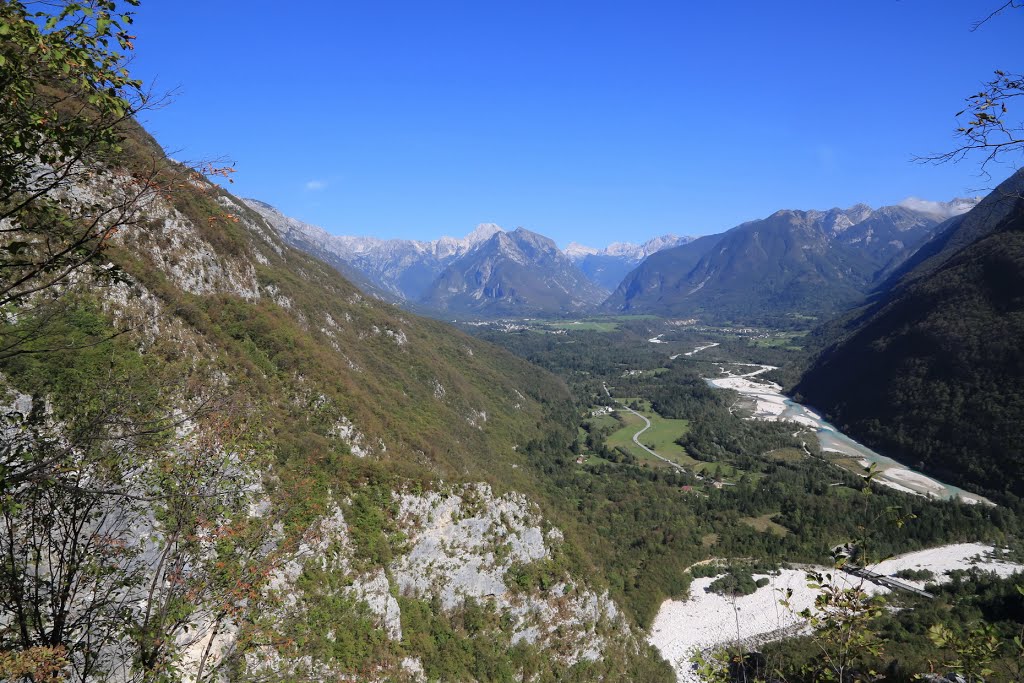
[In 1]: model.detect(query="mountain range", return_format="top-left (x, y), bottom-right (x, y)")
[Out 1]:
top-left (249, 196), bottom-right (979, 323)
top-left (9, 10), bottom-right (1021, 680)
top-left (422, 227), bottom-right (609, 317)
top-left (603, 199), bottom-right (979, 322)
top-left (564, 235), bottom-right (696, 291)
top-left (243, 199), bottom-right (503, 301)
top-left (245, 199), bottom-right (692, 318)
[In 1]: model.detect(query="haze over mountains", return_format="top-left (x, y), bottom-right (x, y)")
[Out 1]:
top-left (243, 199), bottom-right (502, 301)
top-left (249, 196), bottom-right (979, 321)
top-left (244, 198), bottom-right (690, 317)
top-left (422, 228), bottom-right (609, 317)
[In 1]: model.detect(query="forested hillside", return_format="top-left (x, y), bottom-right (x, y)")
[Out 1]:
top-left (796, 169), bottom-right (1024, 501)
top-left (4, 2), bottom-right (1022, 681)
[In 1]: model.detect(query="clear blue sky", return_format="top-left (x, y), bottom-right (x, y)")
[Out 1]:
top-left (129, 1), bottom-right (1022, 246)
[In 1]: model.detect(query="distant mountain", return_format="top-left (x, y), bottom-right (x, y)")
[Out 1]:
top-left (422, 227), bottom-right (608, 317)
top-left (248, 201), bottom-right (610, 318)
top-left (795, 171), bottom-right (1024, 498)
top-left (242, 198), bottom-right (392, 298)
top-left (242, 199), bottom-right (501, 301)
top-left (565, 234), bottom-right (695, 291)
top-left (598, 233), bottom-right (727, 311)
top-left (603, 199), bottom-right (978, 323)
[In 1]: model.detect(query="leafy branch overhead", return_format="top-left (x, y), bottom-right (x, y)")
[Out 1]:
top-left (925, 70), bottom-right (1024, 172)
top-left (0, 0), bottom-right (148, 309)
top-left (918, 2), bottom-right (1023, 173)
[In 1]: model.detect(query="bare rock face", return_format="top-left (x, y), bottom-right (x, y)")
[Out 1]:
top-left (391, 486), bottom-right (549, 609)
top-left (390, 484), bottom-right (628, 666)
top-left (243, 483), bottom-right (633, 681)
top-left (422, 228), bottom-right (609, 317)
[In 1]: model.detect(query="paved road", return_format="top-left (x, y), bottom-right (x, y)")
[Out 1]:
top-left (615, 402), bottom-right (687, 473)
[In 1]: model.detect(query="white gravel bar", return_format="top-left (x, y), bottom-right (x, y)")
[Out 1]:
top-left (649, 544), bottom-right (1024, 682)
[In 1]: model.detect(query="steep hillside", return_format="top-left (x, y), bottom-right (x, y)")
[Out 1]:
top-left (240, 198), bottom-right (393, 299)
top-left (830, 205), bottom-right (956, 279)
top-left (422, 227), bottom-right (608, 317)
top-left (0, 120), bottom-right (673, 680)
top-left (795, 170), bottom-right (1024, 499)
top-left (603, 202), bottom-right (970, 323)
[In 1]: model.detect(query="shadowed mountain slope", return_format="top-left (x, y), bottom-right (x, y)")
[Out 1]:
top-left (796, 170), bottom-right (1024, 499)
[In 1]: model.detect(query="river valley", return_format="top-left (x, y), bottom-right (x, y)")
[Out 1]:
top-left (702, 360), bottom-right (990, 505)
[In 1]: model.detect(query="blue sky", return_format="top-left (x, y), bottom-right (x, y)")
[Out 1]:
top-left (129, 1), bottom-right (1022, 246)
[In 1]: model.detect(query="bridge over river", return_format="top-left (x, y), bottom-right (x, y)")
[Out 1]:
top-left (841, 565), bottom-right (934, 599)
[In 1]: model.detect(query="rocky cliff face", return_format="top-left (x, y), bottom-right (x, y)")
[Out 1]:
top-left (246, 484), bottom-right (633, 681)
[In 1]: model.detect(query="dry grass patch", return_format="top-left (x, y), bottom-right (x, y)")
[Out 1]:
top-left (740, 514), bottom-right (789, 538)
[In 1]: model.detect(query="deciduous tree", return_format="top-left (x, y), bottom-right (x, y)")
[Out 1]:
top-left (918, 2), bottom-right (1023, 174)
top-left (1, 0), bottom-right (147, 308)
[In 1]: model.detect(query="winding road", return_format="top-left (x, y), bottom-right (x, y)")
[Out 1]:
top-left (616, 403), bottom-right (687, 473)
top-left (603, 381), bottom-right (686, 473)
top-left (601, 341), bottom-right (725, 475)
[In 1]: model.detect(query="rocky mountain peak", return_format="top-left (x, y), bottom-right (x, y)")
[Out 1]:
top-left (567, 234), bottom-right (693, 261)
top-left (641, 234), bottom-right (690, 254)
top-left (565, 233), bottom-right (697, 290)
top-left (463, 222), bottom-right (503, 246)
top-left (845, 202), bottom-right (875, 218)
top-left (564, 241), bottom-right (599, 258)
top-left (510, 227), bottom-right (559, 253)
top-left (491, 231), bottom-right (527, 264)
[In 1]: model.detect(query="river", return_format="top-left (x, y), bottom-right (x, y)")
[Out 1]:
top-left (702, 362), bottom-right (990, 505)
